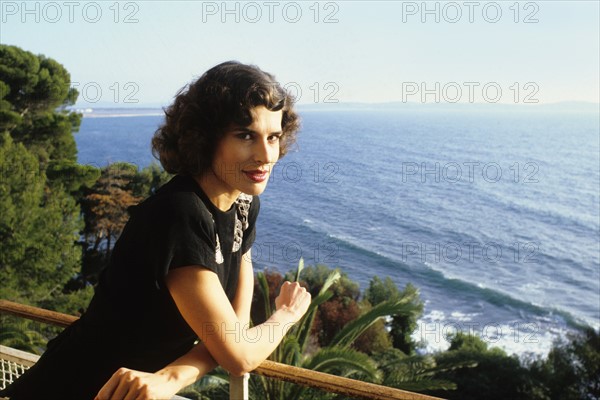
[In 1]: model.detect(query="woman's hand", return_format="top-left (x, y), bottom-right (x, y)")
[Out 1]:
top-left (274, 281), bottom-right (311, 322)
top-left (94, 367), bottom-right (181, 400)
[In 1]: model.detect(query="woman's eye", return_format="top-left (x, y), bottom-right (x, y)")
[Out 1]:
top-left (236, 133), bottom-right (253, 140)
top-left (268, 135), bottom-right (281, 142)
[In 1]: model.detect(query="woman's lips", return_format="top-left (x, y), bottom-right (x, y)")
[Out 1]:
top-left (243, 170), bottom-right (268, 183)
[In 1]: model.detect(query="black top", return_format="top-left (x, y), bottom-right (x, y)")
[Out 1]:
top-left (1, 175), bottom-right (259, 399)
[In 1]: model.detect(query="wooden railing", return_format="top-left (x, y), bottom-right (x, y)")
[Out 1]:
top-left (0, 300), bottom-right (444, 400)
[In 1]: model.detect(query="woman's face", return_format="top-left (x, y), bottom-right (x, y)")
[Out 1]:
top-left (210, 105), bottom-right (283, 198)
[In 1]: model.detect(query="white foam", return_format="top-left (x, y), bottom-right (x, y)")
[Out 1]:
top-left (412, 311), bottom-right (573, 359)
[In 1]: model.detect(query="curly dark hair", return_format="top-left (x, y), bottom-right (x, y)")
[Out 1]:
top-left (152, 61), bottom-right (300, 175)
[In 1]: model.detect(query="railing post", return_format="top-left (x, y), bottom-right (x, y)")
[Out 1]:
top-left (229, 373), bottom-right (249, 400)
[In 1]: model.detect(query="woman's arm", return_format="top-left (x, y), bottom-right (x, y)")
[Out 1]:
top-left (231, 250), bottom-right (254, 327)
top-left (95, 342), bottom-right (216, 400)
top-left (96, 252), bottom-right (308, 399)
top-left (165, 265), bottom-right (310, 376)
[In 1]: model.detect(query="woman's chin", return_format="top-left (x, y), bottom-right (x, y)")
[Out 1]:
top-left (241, 182), bottom-right (269, 196)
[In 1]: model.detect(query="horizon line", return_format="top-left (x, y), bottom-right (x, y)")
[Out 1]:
top-left (70, 100), bottom-right (600, 110)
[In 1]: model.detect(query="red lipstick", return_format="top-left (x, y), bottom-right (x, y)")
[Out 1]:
top-left (244, 170), bottom-right (268, 183)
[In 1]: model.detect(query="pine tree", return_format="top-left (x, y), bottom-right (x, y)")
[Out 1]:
top-left (0, 133), bottom-right (81, 304)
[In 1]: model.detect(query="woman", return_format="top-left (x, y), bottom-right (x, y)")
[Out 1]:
top-left (0, 61), bottom-right (311, 399)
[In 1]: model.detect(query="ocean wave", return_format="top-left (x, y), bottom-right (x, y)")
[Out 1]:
top-left (481, 186), bottom-right (597, 239)
top-left (315, 227), bottom-right (590, 330)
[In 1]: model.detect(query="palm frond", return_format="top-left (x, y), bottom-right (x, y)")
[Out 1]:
top-left (386, 379), bottom-right (457, 392)
top-left (318, 269), bottom-right (342, 295)
top-left (295, 289), bottom-right (333, 353)
top-left (0, 324), bottom-right (47, 354)
top-left (294, 257), bottom-right (304, 282)
top-left (256, 271), bottom-right (272, 318)
top-left (280, 334), bottom-right (301, 366)
top-left (288, 347), bottom-right (381, 400)
top-left (380, 354), bottom-right (462, 392)
top-left (330, 298), bottom-right (420, 349)
top-left (295, 269), bottom-right (340, 353)
top-left (303, 347), bottom-right (381, 380)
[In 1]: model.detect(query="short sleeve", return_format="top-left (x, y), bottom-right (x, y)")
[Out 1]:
top-left (241, 196), bottom-right (260, 255)
top-left (161, 193), bottom-right (221, 274)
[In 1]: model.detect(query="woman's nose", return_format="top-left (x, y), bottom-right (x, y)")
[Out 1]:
top-left (254, 138), bottom-right (277, 164)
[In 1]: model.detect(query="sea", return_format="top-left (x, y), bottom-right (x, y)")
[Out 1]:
top-left (74, 104), bottom-right (600, 358)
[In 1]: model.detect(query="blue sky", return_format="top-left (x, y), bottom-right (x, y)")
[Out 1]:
top-left (2, 1), bottom-right (599, 106)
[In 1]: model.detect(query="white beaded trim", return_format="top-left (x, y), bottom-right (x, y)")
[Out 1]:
top-left (212, 193), bottom-right (253, 264)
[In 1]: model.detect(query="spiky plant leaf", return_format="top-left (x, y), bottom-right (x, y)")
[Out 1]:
top-left (294, 257), bottom-right (304, 282)
top-left (295, 289), bottom-right (333, 354)
top-left (0, 322), bottom-right (47, 354)
top-left (303, 347), bottom-right (381, 380)
top-left (331, 298), bottom-right (420, 349)
top-left (256, 271), bottom-right (272, 319)
top-left (294, 269), bottom-right (340, 353)
top-left (387, 379), bottom-right (457, 392)
top-left (376, 352), bottom-right (465, 393)
top-left (318, 269), bottom-right (341, 296)
top-left (289, 347), bottom-right (381, 400)
top-left (281, 334), bottom-right (301, 366)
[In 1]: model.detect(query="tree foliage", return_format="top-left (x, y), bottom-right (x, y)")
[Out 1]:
top-left (0, 44), bottom-right (81, 166)
top-left (0, 46), bottom-right (95, 353)
top-left (78, 162), bottom-right (171, 284)
top-left (526, 328), bottom-right (600, 400)
top-left (0, 45), bottom-right (77, 122)
top-left (373, 348), bottom-right (459, 393)
top-left (82, 163), bottom-right (142, 254)
top-left (429, 333), bottom-right (537, 400)
top-left (0, 133), bottom-right (82, 304)
top-left (365, 276), bottom-right (424, 355)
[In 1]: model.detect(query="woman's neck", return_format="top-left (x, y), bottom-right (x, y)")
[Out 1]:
top-left (193, 172), bottom-right (241, 212)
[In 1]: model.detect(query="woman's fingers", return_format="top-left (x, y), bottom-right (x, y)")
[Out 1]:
top-left (121, 372), bottom-right (142, 400)
top-left (275, 281), bottom-right (311, 320)
top-left (95, 368), bottom-right (140, 400)
top-left (94, 369), bottom-right (119, 400)
top-left (276, 281), bottom-right (298, 306)
top-left (95, 367), bottom-right (179, 400)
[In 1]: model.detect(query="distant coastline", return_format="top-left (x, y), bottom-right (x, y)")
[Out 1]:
top-left (73, 108), bottom-right (164, 118)
top-left (71, 101), bottom-right (600, 118)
